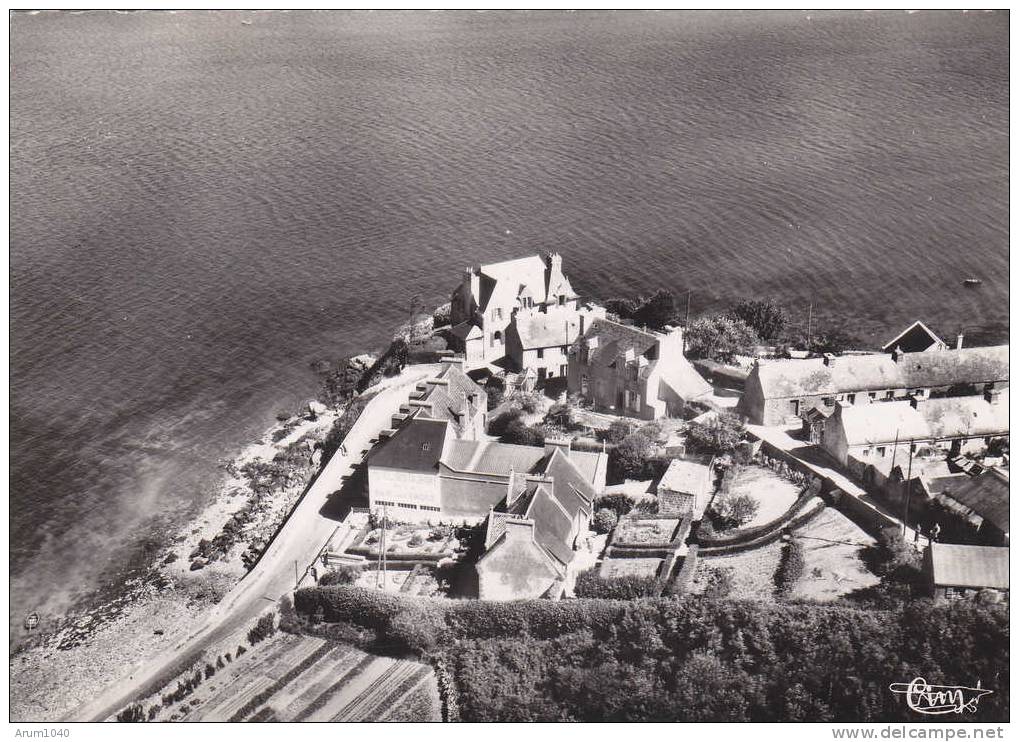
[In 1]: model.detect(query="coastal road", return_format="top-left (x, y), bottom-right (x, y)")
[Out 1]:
top-left (71, 365), bottom-right (440, 722)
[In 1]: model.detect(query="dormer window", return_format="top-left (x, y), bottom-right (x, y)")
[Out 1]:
top-left (558, 295), bottom-right (565, 306)
top-left (421, 442), bottom-right (431, 452)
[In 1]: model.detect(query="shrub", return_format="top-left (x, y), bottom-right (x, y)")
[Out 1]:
top-left (500, 418), bottom-right (546, 446)
top-left (603, 419), bottom-right (637, 444)
top-left (247, 612), bottom-right (277, 645)
top-left (384, 604), bottom-right (442, 654)
top-left (116, 704), bottom-right (145, 723)
top-left (321, 393), bottom-right (372, 462)
top-left (596, 493), bottom-right (635, 517)
top-left (774, 539), bottom-right (805, 598)
top-left (488, 408), bottom-right (523, 437)
top-left (701, 565), bottom-right (734, 600)
top-left (592, 508), bottom-right (618, 535)
top-left (432, 302), bottom-right (452, 328)
top-left (408, 533), bottom-right (424, 548)
top-left (608, 432), bottom-right (656, 482)
top-left (685, 413), bottom-right (746, 455)
top-left (573, 569), bottom-right (661, 599)
top-left (318, 564), bottom-right (362, 586)
top-left (710, 492), bottom-right (759, 531)
top-left (485, 377), bottom-right (506, 411)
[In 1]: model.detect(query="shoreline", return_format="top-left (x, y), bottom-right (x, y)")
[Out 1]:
top-left (9, 400), bottom-right (342, 721)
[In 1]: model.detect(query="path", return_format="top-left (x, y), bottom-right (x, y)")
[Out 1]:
top-left (71, 364), bottom-right (440, 722)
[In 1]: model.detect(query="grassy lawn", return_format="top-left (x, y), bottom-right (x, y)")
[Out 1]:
top-left (729, 465), bottom-right (801, 527)
top-left (690, 541), bottom-right (784, 602)
top-left (791, 508), bottom-right (880, 602)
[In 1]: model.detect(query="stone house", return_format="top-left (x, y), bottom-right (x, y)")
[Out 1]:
top-left (656, 455), bottom-right (715, 519)
top-left (935, 467), bottom-right (1010, 546)
top-left (476, 454), bottom-right (598, 600)
top-left (821, 388), bottom-right (1009, 468)
top-left (923, 542), bottom-right (1009, 601)
top-left (367, 409), bottom-right (607, 523)
top-left (566, 318), bottom-right (711, 420)
top-left (447, 252), bottom-right (602, 378)
top-left (737, 344), bottom-right (1009, 427)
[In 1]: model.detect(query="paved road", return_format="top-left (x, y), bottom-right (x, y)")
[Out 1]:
top-left (72, 365), bottom-right (440, 722)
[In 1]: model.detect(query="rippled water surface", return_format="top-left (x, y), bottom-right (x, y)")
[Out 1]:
top-left (10, 10), bottom-right (1008, 627)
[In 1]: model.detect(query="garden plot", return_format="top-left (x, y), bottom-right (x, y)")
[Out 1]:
top-left (790, 508), bottom-right (880, 601)
top-left (180, 632), bottom-right (439, 722)
top-left (613, 517), bottom-right (682, 545)
top-left (727, 465), bottom-right (801, 527)
top-left (690, 540), bottom-right (784, 602)
top-left (351, 524), bottom-right (458, 558)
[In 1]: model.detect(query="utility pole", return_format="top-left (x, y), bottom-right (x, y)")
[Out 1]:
top-left (294, 560), bottom-right (299, 589)
top-left (683, 290), bottom-right (692, 354)
top-left (889, 429), bottom-right (900, 475)
top-left (375, 504), bottom-right (389, 590)
top-left (806, 302), bottom-right (813, 349)
top-left (902, 440), bottom-right (915, 540)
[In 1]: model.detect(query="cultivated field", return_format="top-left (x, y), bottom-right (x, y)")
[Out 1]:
top-left (163, 633), bottom-right (439, 722)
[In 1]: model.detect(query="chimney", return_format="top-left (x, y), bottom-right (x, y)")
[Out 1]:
top-left (909, 393), bottom-right (925, 410)
top-left (892, 346), bottom-right (904, 363)
top-left (438, 352), bottom-right (465, 370)
top-left (506, 469), bottom-right (528, 508)
top-left (466, 267), bottom-right (480, 313)
top-left (985, 387), bottom-right (1001, 405)
top-left (391, 412), bottom-right (409, 428)
top-left (956, 333), bottom-right (964, 350)
top-left (823, 352), bottom-right (836, 367)
top-left (545, 436), bottom-right (572, 459)
top-left (547, 251), bottom-right (563, 275)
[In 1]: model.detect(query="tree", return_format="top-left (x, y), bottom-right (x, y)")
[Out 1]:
top-left (609, 432), bottom-right (656, 482)
top-left (684, 315), bottom-right (759, 363)
top-left (318, 564), bottom-right (362, 586)
top-left (596, 493), bottom-right (635, 517)
top-left (603, 418), bottom-right (637, 444)
top-left (804, 327), bottom-right (861, 355)
top-left (592, 508), bottom-right (618, 535)
top-left (632, 290), bottom-right (679, 330)
top-left (603, 297), bottom-right (640, 321)
top-left (501, 418), bottom-right (546, 446)
top-left (685, 412), bottom-right (746, 455)
top-left (727, 299), bottom-right (788, 342)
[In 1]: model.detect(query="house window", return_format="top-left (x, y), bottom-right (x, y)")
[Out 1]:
top-left (790, 399), bottom-right (800, 416)
top-left (876, 446), bottom-right (886, 457)
top-left (886, 391), bottom-right (895, 400)
top-left (537, 348), bottom-right (544, 359)
top-left (558, 295), bottom-right (566, 306)
top-left (822, 397), bottom-right (834, 407)
top-left (420, 505), bottom-right (440, 512)
top-left (581, 375), bottom-right (589, 395)
top-left (560, 364), bottom-right (568, 376)
top-left (861, 448), bottom-right (869, 457)
top-left (868, 392), bottom-right (877, 401)
top-left (492, 330), bottom-right (502, 347)
top-left (398, 502), bottom-right (418, 510)
top-left (493, 308), bottom-right (503, 321)
top-left (561, 345), bottom-right (568, 354)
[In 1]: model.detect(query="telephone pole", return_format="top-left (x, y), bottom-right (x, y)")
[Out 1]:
top-left (902, 440), bottom-right (915, 539)
top-left (806, 302), bottom-right (813, 348)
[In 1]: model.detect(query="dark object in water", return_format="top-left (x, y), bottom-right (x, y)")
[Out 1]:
top-left (963, 278), bottom-right (983, 287)
top-left (154, 629), bottom-right (164, 635)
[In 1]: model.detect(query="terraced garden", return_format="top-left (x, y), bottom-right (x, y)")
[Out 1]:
top-left (166, 634), bottom-right (439, 722)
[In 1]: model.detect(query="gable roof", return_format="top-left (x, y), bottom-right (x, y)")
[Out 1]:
top-left (513, 307), bottom-right (583, 350)
top-left (413, 362), bottom-right (486, 434)
top-left (922, 391), bottom-right (1010, 440)
top-left (882, 321), bottom-right (947, 353)
top-left (524, 484), bottom-right (576, 566)
top-left (658, 456), bottom-right (714, 495)
top-left (837, 402), bottom-right (930, 447)
top-left (659, 356), bottom-right (713, 401)
top-left (579, 318), bottom-right (659, 367)
top-left (368, 417), bottom-right (448, 473)
top-left (940, 468), bottom-right (1010, 535)
top-left (754, 345), bottom-right (1009, 399)
top-left (928, 543), bottom-right (1009, 590)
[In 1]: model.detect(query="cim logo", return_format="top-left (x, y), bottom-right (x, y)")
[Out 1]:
top-left (889, 678), bottom-right (993, 715)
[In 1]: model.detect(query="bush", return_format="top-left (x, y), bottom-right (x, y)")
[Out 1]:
top-left (608, 432), bottom-right (656, 482)
top-left (321, 394), bottom-right (372, 462)
top-left (247, 612), bottom-right (277, 645)
top-left (573, 569), bottom-right (661, 599)
top-left (774, 539), bottom-right (805, 598)
top-left (701, 566), bottom-right (734, 599)
top-left (432, 302), bottom-right (452, 328)
top-left (596, 493), bottom-right (635, 517)
top-left (116, 704), bottom-right (146, 723)
top-left (500, 418), bottom-right (546, 446)
top-left (592, 509), bottom-right (618, 535)
top-left (710, 492), bottom-right (759, 531)
top-left (603, 418), bottom-right (637, 444)
top-left (318, 564), bottom-right (362, 586)
top-left (408, 533), bottom-right (424, 548)
top-left (685, 413), bottom-right (746, 455)
top-left (488, 408), bottom-right (523, 437)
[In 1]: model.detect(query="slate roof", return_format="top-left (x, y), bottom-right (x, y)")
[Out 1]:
top-left (658, 456), bottom-right (714, 495)
top-left (368, 418), bottom-right (448, 472)
top-left (940, 468), bottom-right (1010, 535)
top-left (524, 484), bottom-right (576, 566)
top-left (837, 391), bottom-right (1010, 447)
top-left (929, 543), bottom-right (1009, 590)
top-left (660, 358), bottom-right (713, 401)
top-left (922, 391), bottom-right (1010, 440)
top-left (579, 318), bottom-right (659, 367)
top-left (838, 402), bottom-right (930, 446)
top-left (882, 321), bottom-right (947, 353)
top-left (754, 345), bottom-right (1009, 399)
top-left (514, 307), bottom-right (582, 349)
top-left (415, 363), bottom-right (486, 433)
